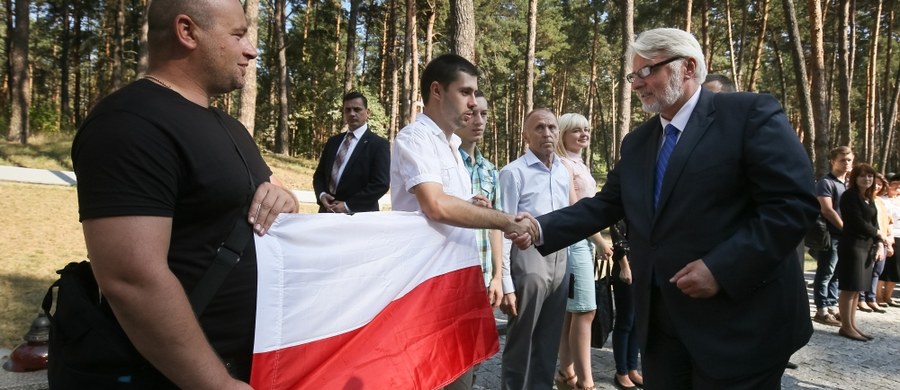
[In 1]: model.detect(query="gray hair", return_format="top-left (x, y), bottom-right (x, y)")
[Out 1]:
top-left (629, 28), bottom-right (707, 82)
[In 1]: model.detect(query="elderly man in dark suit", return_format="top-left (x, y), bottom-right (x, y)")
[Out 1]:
top-left (313, 91), bottom-right (390, 213)
top-left (532, 28), bottom-right (818, 389)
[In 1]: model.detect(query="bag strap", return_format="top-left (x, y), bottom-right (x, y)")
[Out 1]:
top-left (188, 211), bottom-right (253, 316)
top-left (187, 110), bottom-right (259, 316)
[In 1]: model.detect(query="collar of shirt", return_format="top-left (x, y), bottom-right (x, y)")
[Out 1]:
top-left (659, 87), bottom-right (702, 136)
top-left (348, 123), bottom-right (368, 139)
top-left (522, 148), bottom-right (560, 172)
top-left (417, 113), bottom-right (464, 154)
top-left (460, 146), bottom-right (486, 167)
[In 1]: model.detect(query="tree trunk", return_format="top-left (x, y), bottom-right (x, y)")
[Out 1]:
top-left (400, 0), bottom-right (416, 125)
top-left (808, 0), bottom-right (830, 174)
top-left (879, 0), bottom-right (896, 169)
top-left (700, 0), bottom-right (710, 71)
top-left (239, 0), bottom-right (259, 135)
top-left (425, 0), bottom-right (435, 63)
top-left (524, 0), bottom-right (537, 114)
top-left (835, 0), bottom-right (852, 151)
top-left (745, 0), bottom-right (769, 91)
top-left (274, 0), bottom-right (290, 154)
top-left (783, 0), bottom-right (818, 173)
top-left (7, 0), bottom-right (29, 144)
top-left (110, 0), bottom-right (125, 92)
top-left (685, 0), bottom-right (693, 32)
top-left (724, 0), bottom-right (740, 90)
top-left (343, 0), bottom-right (360, 93)
top-left (387, 0), bottom-right (400, 140)
top-left (137, 0), bottom-right (150, 76)
top-left (864, 1), bottom-right (882, 166)
top-left (73, 1), bottom-right (83, 124)
top-left (448, 0), bottom-right (475, 61)
top-left (60, 0), bottom-right (71, 127)
top-left (615, 0), bottom-right (634, 164)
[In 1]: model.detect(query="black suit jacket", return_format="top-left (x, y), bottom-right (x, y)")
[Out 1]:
top-left (537, 89), bottom-right (817, 379)
top-left (312, 128), bottom-right (390, 213)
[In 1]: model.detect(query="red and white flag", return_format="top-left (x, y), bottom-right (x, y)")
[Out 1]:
top-left (251, 212), bottom-right (499, 390)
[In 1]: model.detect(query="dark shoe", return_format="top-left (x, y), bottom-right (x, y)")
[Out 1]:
top-left (876, 301), bottom-right (889, 307)
top-left (857, 304), bottom-right (873, 313)
top-left (785, 361), bottom-right (799, 369)
top-left (838, 328), bottom-right (869, 342)
top-left (889, 301), bottom-right (900, 308)
top-left (613, 375), bottom-right (637, 390)
top-left (813, 313), bottom-right (841, 326)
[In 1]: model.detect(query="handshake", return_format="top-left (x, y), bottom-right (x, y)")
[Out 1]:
top-left (504, 212), bottom-right (540, 250)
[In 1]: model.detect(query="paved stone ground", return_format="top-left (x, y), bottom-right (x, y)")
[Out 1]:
top-left (474, 273), bottom-right (900, 389)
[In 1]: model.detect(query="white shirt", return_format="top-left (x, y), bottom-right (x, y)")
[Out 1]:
top-left (390, 113), bottom-right (473, 211)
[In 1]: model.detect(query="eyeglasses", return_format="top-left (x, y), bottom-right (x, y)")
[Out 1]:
top-left (625, 57), bottom-right (684, 83)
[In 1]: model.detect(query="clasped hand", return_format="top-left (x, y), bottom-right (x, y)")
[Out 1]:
top-left (503, 212), bottom-right (539, 249)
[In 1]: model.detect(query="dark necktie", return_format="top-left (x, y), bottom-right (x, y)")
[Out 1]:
top-left (654, 124), bottom-right (680, 208)
top-left (329, 132), bottom-right (355, 193)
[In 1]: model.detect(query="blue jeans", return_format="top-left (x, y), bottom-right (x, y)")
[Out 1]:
top-left (813, 236), bottom-right (840, 309)
top-left (612, 266), bottom-right (639, 375)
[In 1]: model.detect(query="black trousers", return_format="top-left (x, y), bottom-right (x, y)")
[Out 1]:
top-left (642, 287), bottom-right (786, 390)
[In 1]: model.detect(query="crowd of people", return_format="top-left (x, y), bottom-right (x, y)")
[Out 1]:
top-left (811, 146), bottom-right (900, 343)
top-left (61, 0), bottom-right (885, 388)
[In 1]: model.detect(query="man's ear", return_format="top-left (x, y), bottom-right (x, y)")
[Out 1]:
top-left (429, 81), bottom-right (442, 103)
top-left (683, 57), bottom-right (697, 80)
top-left (174, 14), bottom-right (199, 50)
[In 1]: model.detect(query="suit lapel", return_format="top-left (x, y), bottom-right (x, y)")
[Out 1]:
top-left (653, 90), bottom-right (716, 221)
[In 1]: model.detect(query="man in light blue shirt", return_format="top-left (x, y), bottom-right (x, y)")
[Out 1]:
top-left (498, 108), bottom-right (570, 390)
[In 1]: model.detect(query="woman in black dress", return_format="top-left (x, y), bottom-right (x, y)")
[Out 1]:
top-left (837, 163), bottom-right (887, 341)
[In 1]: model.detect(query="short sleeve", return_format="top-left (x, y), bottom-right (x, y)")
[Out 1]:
top-left (393, 127), bottom-right (444, 192)
top-left (73, 111), bottom-right (179, 220)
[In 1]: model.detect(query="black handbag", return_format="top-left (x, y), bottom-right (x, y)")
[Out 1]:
top-left (591, 258), bottom-right (614, 348)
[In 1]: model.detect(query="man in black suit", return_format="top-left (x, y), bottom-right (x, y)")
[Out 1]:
top-left (531, 28), bottom-right (818, 389)
top-left (313, 91), bottom-right (390, 213)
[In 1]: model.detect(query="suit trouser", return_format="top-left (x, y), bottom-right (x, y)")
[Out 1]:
top-left (501, 247), bottom-right (569, 390)
top-left (643, 287), bottom-right (787, 390)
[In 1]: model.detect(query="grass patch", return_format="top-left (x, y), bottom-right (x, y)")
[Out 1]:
top-left (0, 134), bottom-right (75, 171)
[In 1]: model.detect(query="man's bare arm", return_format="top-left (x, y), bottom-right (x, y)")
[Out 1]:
top-left (817, 195), bottom-right (842, 231)
top-left (83, 216), bottom-right (251, 390)
top-left (412, 182), bottom-right (537, 241)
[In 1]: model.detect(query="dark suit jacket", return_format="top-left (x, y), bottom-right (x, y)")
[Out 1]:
top-left (312, 128), bottom-right (390, 213)
top-left (537, 89), bottom-right (817, 379)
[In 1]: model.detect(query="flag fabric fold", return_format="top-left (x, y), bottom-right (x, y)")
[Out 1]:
top-left (251, 211), bottom-right (499, 390)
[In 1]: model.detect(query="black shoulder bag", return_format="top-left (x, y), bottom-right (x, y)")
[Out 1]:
top-left (42, 219), bottom-right (252, 389)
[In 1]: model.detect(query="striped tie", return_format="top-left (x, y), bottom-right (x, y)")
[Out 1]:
top-left (654, 124), bottom-right (680, 208)
top-left (329, 132), bottom-right (355, 193)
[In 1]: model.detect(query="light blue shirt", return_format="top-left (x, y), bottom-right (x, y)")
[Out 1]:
top-left (498, 148), bottom-right (570, 293)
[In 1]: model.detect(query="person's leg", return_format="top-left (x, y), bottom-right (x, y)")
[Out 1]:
top-left (692, 359), bottom-right (787, 390)
top-left (826, 238), bottom-right (841, 313)
top-left (612, 276), bottom-right (638, 388)
top-left (529, 250), bottom-right (569, 389)
top-left (443, 368), bottom-right (474, 390)
top-left (866, 259), bottom-right (885, 311)
top-left (570, 310), bottom-right (595, 388)
top-left (556, 312), bottom-right (576, 388)
top-left (501, 248), bottom-right (550, 390)
top-left (838, 290), bottom-right (865, 340)
top-left (813, 238), bottom-right (840, 316)
top-left (642, 287), bottom-right (692, 390)
top-left (885, 281), bottom-right (898, 305)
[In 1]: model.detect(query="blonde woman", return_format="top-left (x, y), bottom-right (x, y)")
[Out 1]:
top-left (553, 113), bottom-right (612, 390)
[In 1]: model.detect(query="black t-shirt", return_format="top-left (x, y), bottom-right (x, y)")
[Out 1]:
top-left (72, 79), bottom-right (271, 380)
